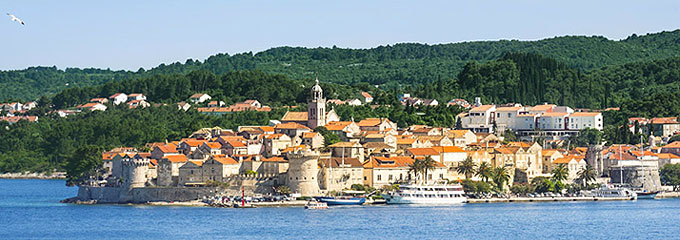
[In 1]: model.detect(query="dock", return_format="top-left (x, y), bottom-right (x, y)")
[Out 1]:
top-left (467, 196), bottom-right (636, 203)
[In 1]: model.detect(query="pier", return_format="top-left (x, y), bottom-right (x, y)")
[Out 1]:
top-left (467, 196), bottom-right (636, 203)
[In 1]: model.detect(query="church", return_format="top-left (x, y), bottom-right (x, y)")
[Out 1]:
top-left (280, 77), bottom-right (339, 128)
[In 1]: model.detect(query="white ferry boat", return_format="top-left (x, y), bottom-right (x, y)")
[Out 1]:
top-left (382, 183), bottom-right (467, 204)
top-left (592, 184), bottom-right (637, 199)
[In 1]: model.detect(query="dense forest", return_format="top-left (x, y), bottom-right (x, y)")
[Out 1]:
top-left (5, 30), bottom-right (680, 101)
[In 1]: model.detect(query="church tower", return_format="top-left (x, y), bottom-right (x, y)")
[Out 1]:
top-left (307, 76), bottom-right (326, 129)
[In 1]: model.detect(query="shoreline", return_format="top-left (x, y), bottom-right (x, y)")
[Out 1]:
top-left (0, 172), bottom-right (66, 180)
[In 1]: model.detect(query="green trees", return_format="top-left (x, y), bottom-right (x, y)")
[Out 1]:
top-left (476, 162), bottom-right (493, 182)
top-left (65, 145), bottom-right (104, 186)
top-left (576, 165), bottom-right (597, 187)
top-left (456, 157), bottom-right (477, 179)
top-left (408, 156), bottom-right (436, 184)
top-left (491, 167), bottom-right (510, 192)
top-left (571, 128), bottom-right (603, 147)
top-left (660, 163), bottom-right (680, 191)
top-left (313, 126), bottom-right (341, 147)
top-left (551, 164), bottom-right (569, 183)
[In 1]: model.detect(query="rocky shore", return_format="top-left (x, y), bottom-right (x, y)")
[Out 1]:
top-left (0, 171), bottom-right (66, 179)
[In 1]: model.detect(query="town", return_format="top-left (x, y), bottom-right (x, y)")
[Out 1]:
top-left (55, 77), bottom-right (680, 205)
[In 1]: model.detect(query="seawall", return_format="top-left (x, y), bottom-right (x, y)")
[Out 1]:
top-left (77, 186), bottom-right (219, 204)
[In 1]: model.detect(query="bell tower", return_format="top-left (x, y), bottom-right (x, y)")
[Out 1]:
top-left (307, 75), bottom-right (326, 128)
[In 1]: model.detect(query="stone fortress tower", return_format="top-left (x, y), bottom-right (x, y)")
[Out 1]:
top-left (307, 76), bottom-right (326, 129)
top-left (121, 155), bottom-right (149, 188)
top-left (286, 149), bottom-right (321, 196)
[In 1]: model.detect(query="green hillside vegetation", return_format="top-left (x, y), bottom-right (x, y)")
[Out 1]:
top-left (5, 30), bottom-right (680, 101)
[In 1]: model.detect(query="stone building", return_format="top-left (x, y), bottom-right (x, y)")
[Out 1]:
top-left (286, 149), bottom-right (321, 196)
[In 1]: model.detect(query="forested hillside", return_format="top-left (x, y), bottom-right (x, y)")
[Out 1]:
top-left (4, 30), bottom-right (680, 101)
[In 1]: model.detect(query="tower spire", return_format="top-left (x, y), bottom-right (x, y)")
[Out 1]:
top-left (315, 72), bottom-right (319, 85)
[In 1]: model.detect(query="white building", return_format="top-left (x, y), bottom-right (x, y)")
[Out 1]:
top-left (568, 112), bottom-right (603, 130)
top-left (190, 93), bottom-right (212, 104)
top-left (461, 105), bottom-right (496, 133)
top-left (109, 93), bottom-right (128, 105)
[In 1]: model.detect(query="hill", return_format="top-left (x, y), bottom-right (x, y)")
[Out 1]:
top-left (4, 30), bottom-right (680, 101)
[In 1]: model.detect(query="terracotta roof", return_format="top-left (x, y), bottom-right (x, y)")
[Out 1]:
top-left (203, 142), bottom-right (222, 149)
top-left (629, 151), bottom-right (657, 157)
top-left (417, 135), bottom-right (446, 142)
top-left (542, 150), bottom-right (558, 156)
top-left (361, 92), bottom-right (372, 99)
top-left (155, 145), bottom-right (178, 153)
top-left (570, 112), bottom-right (601, 117)
top-left (263, 133), bottom-right (287, 139)
top-left (325, 121), bottom-right (352, 131)
top-left (363, 142), bottom-right (393, 149)
top-left (397, 138), bottom-right (416, 145)
top-left (432, 146), bottom-right (465, 153)
top-left (470, 105), bottom-right (495, 112)
top-left (369, 156), bottom-right (446, 168)
top-left (109, 93), bottom-right (125, 98)
top-left (187, 160), bottom-right (204, 167)
top-left (302, 132), bottom-right (319, 138)
top-left (448, 130), bottom-right (472, 138)
top-left (657, 153), bottom-right (680, 159)
top-left (412, 128), bottom-right (434, 133)
top-left (164, 155), bottom-right (188, 163)
top-left (328, 142), bottom-right (362, 148)
top-left (495, 106), bottom-right (523, 111)
top-left (262, 157), bottom-right (288, 163)
top-left (507, 142), bottom-right (533, 148)
top-left (281, 112), bottom-right (308, 122)
top-left (181, 139), bottom-right (206, 147)
top-left (213, 156), bottom-right (238, 165)
top-left (275, 122), bottom-right (311, 130)
top-left (530, 104), bottom-right (555, 112)
top-left (495, 147), bottom-right (521, 154)
top-left (553, 156), bottom-right (583, 164)
top-left (258, 126), bottom-right (275, 132)
top-left (609, 152), bottom-right (638, 161)
top-left (652, 117), bottom-right (679, 124)
top-left (226, 141), bottom-right (246, 148)
top-left (664, 141), bottom-right (680, 148)
top-left (357, 118), bottom-right (382, 127)
top-left (190, 93), bottom-right (207, 98)
top-left (321, 157), bottom-right (362, 168)
top-left (282, 145), bottom-right (307, 153)
top-left (407, 148), bottom-right (440, 156)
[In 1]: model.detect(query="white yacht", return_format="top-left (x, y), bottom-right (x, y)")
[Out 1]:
top-left (382, 183), bottom-right (467, 204)
top-left (591, 184), bottom-right (637, 199)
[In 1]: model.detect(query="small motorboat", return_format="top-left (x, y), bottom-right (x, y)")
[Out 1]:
top-left (305, 200), bottom-right (328, 209)
top-left (315, 190), bottom-right (367, 206)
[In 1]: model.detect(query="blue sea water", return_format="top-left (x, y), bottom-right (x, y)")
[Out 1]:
top-left (1, 179), bottom-right (679, 240)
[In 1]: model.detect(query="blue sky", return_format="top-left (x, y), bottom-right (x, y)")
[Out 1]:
top-left (2, 0), bottom-right (679, 71)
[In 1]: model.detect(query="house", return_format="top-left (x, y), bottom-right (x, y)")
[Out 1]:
top-left (363, 156), bottom-right (447, 188)
top-left (199, 142), bottom-right (223, 156)
top-left (461, 105), bottom-right (496, 133)
top-left (157, 154), bottom-right (189, 186)
top-left (396, 137), bottom-right (417, 150)
top-left (127, 100), bottom-right (150, 109)
top-left (412, 127), bottom-right (441, 136)
top-left (202, 155), bottom-right (240, 182)
top-left (22, 101), bottom-right (37, 110)
top-left (541, 149), bottom-right (564, 174)
top-left (324, 121), bottom-right (361, 140)
top-left (109, 93), bottom-right (128, 105)
top-left (189, 93), bottom-right (211, 104)
top-left (8, 102), bottom-right (23, 111)
top-left (346, 99), bottom-right (362, 106)
top-left (177, 139), bottom-right (206, 154)
top-left (363, 142), bottom-right (396, 156)
top-left (363, 133), bottom-right (397, 148)
top-left (178, 160), bottom-right (204, 186)
top-left (275, 122), bottom-right (312, 138)
top-left (260, 156), bottom-right (289, 175)
top-left (150, 145), bottom-right (179, 160)
top-left (90, 98), bottom-right (109, 104)
top-left (177, 102), bottom-right (191, 111)
top-left (356, 118), bottom-right (397, 132)
top-left (328, 142), bottom-right (365, 162)
top-left (568, 112), bottom-right (603, 131)
top-left (448, 99), bottom-right (471, 109)
top-left (78, 103), bottom-right (107, 111)
top-left (360, 92), bottom-right (373, 103)
top-left (528, 104), bottom-right (556, 115)
top-left (421, 99), bottom-right (439, 106)
top-left (128, 93), bottom-right (147, 101)
top-left (319, 156), bottom-right (364, 191)
top-left (416, 135), bottom-right (453, 147)
top-left (207, 101), bottom-right (226, 107)
top-left (223, 141), bottom-right (248, 156)
top-left (301, 132), bottom-right (325, 149)
top-left (552, 156), bottom-right (587, 182)
top-left (537, 112), bottom-right (568, 130)
top-left (651, 117), bottom-right (680, 137)
top-left (262, 134), bottom-right (293, 157)
top-left (657, 153), bottom-right (680, 167)
top-left (405, 148), bottom-right (442, 163)
top-left (494, 106), bottom-right (525, 133)
top-left (447, 130), bottom-right (477, 147)
top-left (661, 141), bottom-right (680, 156)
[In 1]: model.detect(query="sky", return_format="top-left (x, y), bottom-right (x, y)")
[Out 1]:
top-left (2, 0), bottom-right (679, 71)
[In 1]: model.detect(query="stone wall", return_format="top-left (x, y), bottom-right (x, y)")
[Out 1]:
top-left (77, 186), bottom-right (218, 203)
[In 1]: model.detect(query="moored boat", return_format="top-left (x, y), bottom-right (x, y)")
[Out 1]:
top-left (382, 182), bottom-right (466, 204)
top-left (635, 190), bottom-right (659, 199)
top-left (315, 190), bottom-right (367, 205)
top-left (591, 184), bottom-right (637, 199)
top-left (305, 200), bottom-right (328, 209)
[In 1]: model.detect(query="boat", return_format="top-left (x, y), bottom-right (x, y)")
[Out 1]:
top-left (592, 184), bottom-right (637, 199)
top-left (382, 182), bottom-right (467, 204)
top-left (634, 189), bottom-right (659, 199)
top-left (304, 200), bottom-right (328, 209)
top-left (315, 190), bottom-right (366, 206)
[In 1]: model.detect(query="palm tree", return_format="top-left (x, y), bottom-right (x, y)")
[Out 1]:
top-left (576, 165), bottom-right (596, 188)
top-left (492, 166), bottom-right (510, 192)
top-left (551, 164), bottom-right (569, 184)
top-left (421, 156), bottom-right (437, 184)
top-left (456, 157), bottom-right (477, 179)
top-left (408, 159), bottom-right (423, 183)
top-left (476, 162), bottom-right (492, 182)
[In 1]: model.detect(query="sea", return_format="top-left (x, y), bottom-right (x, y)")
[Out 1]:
top-left (1, 179), bottom-right (679, 240)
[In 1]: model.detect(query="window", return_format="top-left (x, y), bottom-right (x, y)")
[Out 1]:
top-left (389, 175), bottom-right (393, 181)
top-left (377, 175), bottom-right (382, 181)
top-left (439, 174), bottom-right (444, 179)
top-left (364, 176), bottom-right (367, 180)
top-left (508, 113), bottom-right (511, 118)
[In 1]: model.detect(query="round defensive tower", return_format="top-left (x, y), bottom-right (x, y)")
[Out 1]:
top-left (286, 149), bottom-right (321, 196)
top-left (122, 155), bottom-right (149, 188)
